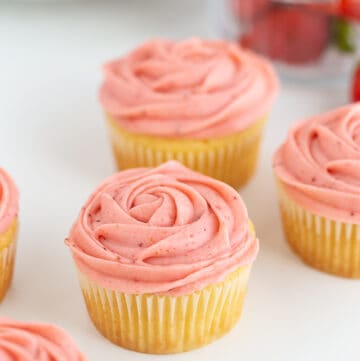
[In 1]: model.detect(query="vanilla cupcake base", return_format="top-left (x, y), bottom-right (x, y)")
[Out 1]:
top-left (106, 116), bottom-right (266, 189)
top-left (79, 266), bottom-right (251, 354)
top-left (277, 183), bottom-right (360, 278)
top-left (0, 220), bottom-right (18, 301)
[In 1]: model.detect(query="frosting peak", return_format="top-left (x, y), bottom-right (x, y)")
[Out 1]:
top-left (0, 168), bottom-right (18, 234)
top-left (100, 38), bottom-right (278, 139)
top-left (274, 103), bottom-right (360, 223)
top-left (0, 319), bottom-right (86, 361)
top-left (66, 161), bottom-right (258, 295)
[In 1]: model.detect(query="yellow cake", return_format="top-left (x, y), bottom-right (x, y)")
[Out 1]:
top-left (0, 168), bottom-right (19, 302)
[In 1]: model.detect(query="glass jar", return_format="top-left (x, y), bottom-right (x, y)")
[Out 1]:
top-left (213, 0), bottom-right (360, 81)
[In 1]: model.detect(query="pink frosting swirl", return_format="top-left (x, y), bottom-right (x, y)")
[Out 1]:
top-left (99, 38), bottom-right (278, 139)
top-left (66, 161), bottom-right (258, 295)
top-left (0, 319), bottom-right (86, 361)
top-left (273, 103), bottom-right (360, 224)
top-left (0, 168), bottom-right (18, 234)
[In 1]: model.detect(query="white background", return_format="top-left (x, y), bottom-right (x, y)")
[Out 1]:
top-left (0, 1), bottom-right (359, 360)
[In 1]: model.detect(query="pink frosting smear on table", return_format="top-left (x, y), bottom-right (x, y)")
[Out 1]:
top-left (0, 319), bottom-right (86, 361)
top-left (274, 103), bottom-right (360, 224)
top-left (67, 161), bottom-right (258, 295)
top-left (0, 168), bottom-right (18, 234)
top-left (99, 38), bottom-right (278, 139)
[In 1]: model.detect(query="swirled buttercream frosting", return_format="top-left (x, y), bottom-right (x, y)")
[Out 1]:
top-left (66, 161), bottom-right (258, 295)
top-left (0, 319), bottom-right (86, 361)
top-left (274, 103), bottom-right (360, 224)
top-left (100, 38), bottom-right (278, 139)
top-left (0, 168), bottom-right (18, 234)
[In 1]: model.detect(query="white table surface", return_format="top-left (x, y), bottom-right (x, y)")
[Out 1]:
top-left (0, 1), bottom-right (359, 360)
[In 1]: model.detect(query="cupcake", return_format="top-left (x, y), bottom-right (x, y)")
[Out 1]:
top-left (0, 168), bottom-right (18, 302)
top-left (100, 38), bottom-right (278, 189)
top-left (0, 318), bottom-right (86, 360)
top-left (273, 103), bottom-right (360, 278)
top-left (66, 161), bottom-right (258, 354)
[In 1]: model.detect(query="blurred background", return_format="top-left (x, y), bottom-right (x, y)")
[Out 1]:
top-left (2, 0), bottom-right (360, 84)
top-left (215, 0), bottom-right (360, 82)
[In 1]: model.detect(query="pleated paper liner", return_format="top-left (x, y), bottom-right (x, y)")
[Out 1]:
top-left (277, 183), bottom-right (360, 278)
top-left (79, 265), bottom-right (251, 354)
top-left (0, 220), bottom-right (18, 301)
top-left (106, 115), bottom-right (267, 189)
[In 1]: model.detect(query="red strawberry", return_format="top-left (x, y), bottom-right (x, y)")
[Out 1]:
top-left (240, 7), bottom-right (330, 64)
top-left (352, 63), bottom-right (360, 102)
top-left (305, 2), bottom-right (340, 16)
top-left (231, 0), bottom-right (270, 21)
top-left (340, 0), bottom-right (360, 20)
